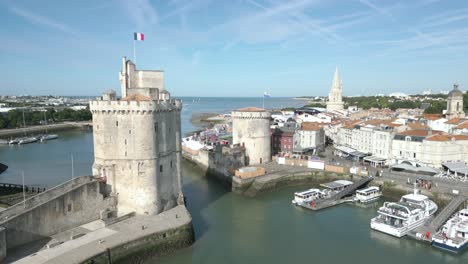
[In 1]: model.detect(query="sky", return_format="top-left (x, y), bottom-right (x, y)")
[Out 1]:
top-left (0, 0), bottom-right (467, 97)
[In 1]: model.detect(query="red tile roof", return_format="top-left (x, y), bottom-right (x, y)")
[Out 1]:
top-left (398, 129), bottom-right (444, 137)
top-left (426, 135), bottom-right (468, 141)
top-left (236, 107), bottom-right (266, 112)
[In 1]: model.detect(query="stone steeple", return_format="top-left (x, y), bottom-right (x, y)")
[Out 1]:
top-left (446, 83), bottom-right (465, 120)
top-left (326, 66), bottom-right (344, 111)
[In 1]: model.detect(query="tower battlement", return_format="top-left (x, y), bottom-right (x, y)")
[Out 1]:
top-left (89, 98), bottom-right (182, 113)
top-left (90, 57), bottom-right (183, 216)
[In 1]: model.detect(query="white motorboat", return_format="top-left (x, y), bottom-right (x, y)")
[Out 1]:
top-left (8, 138), bottom-right (20, 144)
top-left (370, 187), bottom-right (438, 237)
top-left (292, 189), bottom-right (326, 205)
top-left (356, 186), bottom-right (382, 203)
top-left (40, 134), bottom-right (59, 142)
top-left (432, 207), bottom-right (468, 253)
top-left (18, 137), bottom-right (38, 145)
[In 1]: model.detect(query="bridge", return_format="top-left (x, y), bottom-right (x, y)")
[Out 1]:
top-left (299, 177), bottom-right (373, 211)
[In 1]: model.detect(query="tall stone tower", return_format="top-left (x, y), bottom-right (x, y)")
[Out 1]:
top-left (232, 107), bottom-right (271, 165)
top-left (89, 57), bottom-right (183, 215)
top-left (446, 83), bottom-right (465, 120)
top-left (326, 67), bottom-right (344, 111)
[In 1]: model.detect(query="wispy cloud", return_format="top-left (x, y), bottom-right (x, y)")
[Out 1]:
top-left (358, 0), bottom-right (394, 19)
top-left (120, 0), bottom-right (158, 29)
top-left (9, 6), bottom-right (74, 34)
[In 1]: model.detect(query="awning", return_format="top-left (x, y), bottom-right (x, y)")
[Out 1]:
top-left (364, 156), bottom-right (387, 163)
top-left (335, 145), bottom-right (356, 154)
top-left (391, 163), bottom-right (439, 175)
top-left (350, 151), bottom-right (370, 158)
top-left (442, 162), bottom-right (468, 175)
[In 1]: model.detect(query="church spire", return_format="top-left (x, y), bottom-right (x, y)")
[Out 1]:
top-left (332, 66), bottom-right (341, 91)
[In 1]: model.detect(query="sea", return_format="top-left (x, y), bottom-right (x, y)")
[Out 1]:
top-left (0, 97), bottom-right (466, 263)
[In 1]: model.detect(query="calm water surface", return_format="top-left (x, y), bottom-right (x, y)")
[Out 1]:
top-left (0, 97), bottom-right (466, 263)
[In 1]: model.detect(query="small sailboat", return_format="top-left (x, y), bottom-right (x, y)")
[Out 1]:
top-left (18, 137), bottom-right (38, 145)
top-left (40, 134), bottom-right (58, 142)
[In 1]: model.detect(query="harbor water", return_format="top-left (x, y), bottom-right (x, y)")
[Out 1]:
top-left (0, 97), bottom-right (466, 263)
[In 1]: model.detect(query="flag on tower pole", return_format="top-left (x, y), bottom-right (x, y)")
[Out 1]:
top-left (133, 32), bottom-right (144, 64)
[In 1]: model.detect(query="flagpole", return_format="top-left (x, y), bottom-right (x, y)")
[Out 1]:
top-left (133, 39), bottom-right (137, 64)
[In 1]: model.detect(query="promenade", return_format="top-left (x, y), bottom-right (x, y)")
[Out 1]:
top-left (8, 205), bottom-right (192, 264)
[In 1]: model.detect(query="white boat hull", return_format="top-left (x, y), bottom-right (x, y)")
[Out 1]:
top-left (370, 217), bottom-right (427, 238)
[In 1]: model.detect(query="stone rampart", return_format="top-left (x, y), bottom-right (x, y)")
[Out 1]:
top-left (89, 99), bottom-right (182, 113)
top-left (0, 176), bottom-right (114, 251)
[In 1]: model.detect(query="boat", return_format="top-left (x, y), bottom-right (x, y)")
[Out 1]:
top-left (8, 138), bottom-right (20, 144)
top-left (370, 187), bottom-right (438, 237)
top-left (356, 186), bottom-right (382, 203)
top-left (18, 137), bottom-right (38, 145)
top-left (40, 134), bottom-right (59, 142)
top-left (292, 189), bottom-right (326, 205)
top-left (432, 207), bottom-right (468, 253)
top-left (0, 163), bottom-right (7, 174)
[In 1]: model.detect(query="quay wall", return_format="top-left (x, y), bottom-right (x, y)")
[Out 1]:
top-left (84, 215), bottom-right (193, 264)
top-left (0, 122), bottom-right (91, 138)
top-left (232, 170), bottom-right (354, 197)
top-left (182, 146), bottom-right (245, 184)
top-left (0, 176), bottom-right (113, 251)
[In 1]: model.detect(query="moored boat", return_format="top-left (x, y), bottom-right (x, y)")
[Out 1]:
top-left (40, 134), bottom-right (59, 142)
top-left (18, 137), bottom-right (38, 145)
top-left (8, 138), bottom-right (20, 144)
top-left (370, 187), bottom-right (438, 237)
top-left (356, 186), bottom-right (382, 203)
top-left (292, 189), bottom-right (326, 205)
top-left (432, 207), bottom-right (468, 253)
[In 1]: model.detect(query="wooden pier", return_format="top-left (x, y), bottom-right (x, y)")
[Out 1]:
top-left (299, 177), bottom-right (373, 211)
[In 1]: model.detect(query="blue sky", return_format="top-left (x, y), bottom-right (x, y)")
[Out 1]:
top-left (0, 0), bottom-right (467, 97)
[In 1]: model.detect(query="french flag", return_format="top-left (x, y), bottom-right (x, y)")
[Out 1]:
top-left (134, 32), bottom-right (144, 41)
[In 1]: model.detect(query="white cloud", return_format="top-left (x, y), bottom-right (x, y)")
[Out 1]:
top-left (9, 6), bottom-right (74, 34)
top-left (120, 0), bottom-right (158, 29)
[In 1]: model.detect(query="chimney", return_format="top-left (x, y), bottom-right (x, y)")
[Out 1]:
top-left (428, 129), bottom-right (433, 136)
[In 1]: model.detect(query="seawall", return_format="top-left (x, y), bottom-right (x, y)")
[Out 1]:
top-left (232, 170), bottom-right (354, 197)
top-left (0, 122), bottom-right (91, 138)
top-left (182, 146), bottom-right (245, 186)
top-left (84, 207), bottom-right (193, 264)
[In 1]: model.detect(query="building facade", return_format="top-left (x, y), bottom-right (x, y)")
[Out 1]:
top-left (89, 57), bottom-right (183, 215)
top-left (293, 122), bottom-right (325, 154)
top-left (326, 67), bottom-right (344, 112)
top-left (232, 107), bottom-right (271, 165)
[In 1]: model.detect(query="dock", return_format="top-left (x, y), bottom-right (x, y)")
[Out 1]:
top-left (299, 177), bottom-right (373, 211)
top-left (407, 194), bottom-right (468, 243)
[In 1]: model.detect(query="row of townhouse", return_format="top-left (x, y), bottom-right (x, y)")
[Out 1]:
top-left (271, 122), bottom-right (325, 156)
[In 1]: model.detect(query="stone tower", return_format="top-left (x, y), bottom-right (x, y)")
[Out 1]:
top-left (232, 107), bottom-right (271, 165)
top-left (446, 83), bottom-right (465, 120)
top-left (326, 67), bottom-right (344, 111)
top-left (89, 57), bottom-right (183, 215)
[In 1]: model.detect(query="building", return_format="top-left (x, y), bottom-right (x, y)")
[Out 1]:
top-left (89, 57), bottom-right (183, 215)
top-left (446, 83), bottom-right (465, 120)
top-left (293, 122), bottom-right (325, 154)
top-left (389, 129), bottom-right (468, 168)
top-left (338, 119), bottom-right (402, 160)
top-left (232, 107), bottom-right (271, 165)
top-left (271, 126), bottom-right (295, 155)
top-left (326, 67), bottom-right (344, 112)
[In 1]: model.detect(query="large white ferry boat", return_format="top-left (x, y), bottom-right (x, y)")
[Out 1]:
top-left (356, 186), bottom-right (382, 203)
top-left (292, 189), bottom-right (326, 205)
top-left (432, 207), bottom-right (468, 253)
top-left (370, 188), bottom-right (438, 237)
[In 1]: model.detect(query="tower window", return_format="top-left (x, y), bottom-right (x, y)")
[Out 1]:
top-left (170, 161), bottom-right (173, 168)
top-left (160, 165), bottom-right (163, 172)
top-left (125, 139), bottom-right (127, 145)
top-left (457, 102), bottom-right (460, 111)
top-left (116, 121), bottom-right (118, 127)
top-left (155, 122), bottom-right (159, 133)
top-left (129, 129), bottom-right (131, 134)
